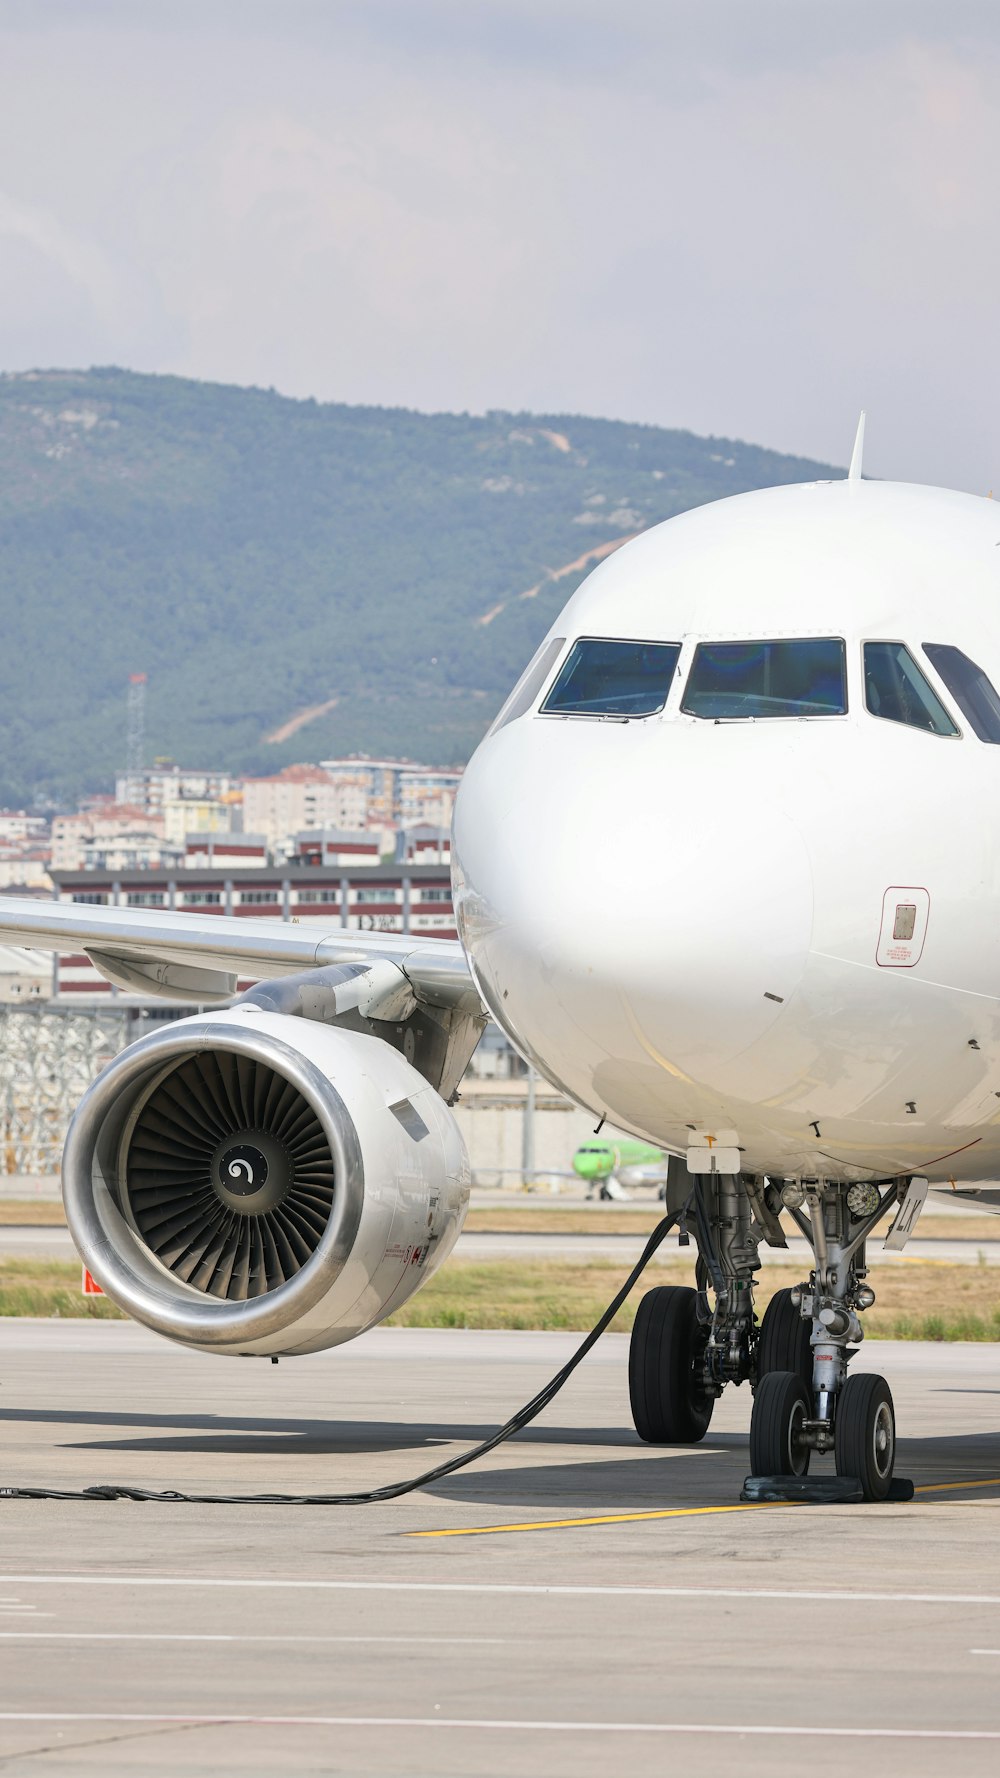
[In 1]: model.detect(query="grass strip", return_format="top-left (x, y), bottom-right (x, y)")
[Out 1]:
top-left (6, 1200), bottom-right (1000, 1241)
top-left (385, 1259), bottom-right (1000, 1339)
top-left (0, 1201), bottom-right (68, 1226)
top-left (0, 1260), bottom-right (125, 1319)
top-left (2, 1257), bottom-right (996, 1340)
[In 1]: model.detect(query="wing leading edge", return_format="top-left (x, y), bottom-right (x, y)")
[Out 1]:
top-left (0, 894), bottom-right (480, 1013)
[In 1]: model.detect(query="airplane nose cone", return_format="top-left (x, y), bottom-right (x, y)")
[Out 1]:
top-left (453, 722), bottom-right (813, 1107)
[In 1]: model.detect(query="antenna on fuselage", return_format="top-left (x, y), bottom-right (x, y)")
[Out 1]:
top-left (848, 411), bottom-right (866, 483)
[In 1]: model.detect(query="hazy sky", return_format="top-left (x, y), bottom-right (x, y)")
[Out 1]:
top-left (1, 0), bottom-right (998, 489)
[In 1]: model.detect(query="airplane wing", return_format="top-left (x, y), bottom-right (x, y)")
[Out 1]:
top-left (0, 893), bottom-right (481, 1012)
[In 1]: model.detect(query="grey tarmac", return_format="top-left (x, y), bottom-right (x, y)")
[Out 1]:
top-left (0, 1322), bottom-right (998, 1777)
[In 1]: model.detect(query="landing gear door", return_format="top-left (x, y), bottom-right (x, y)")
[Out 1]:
top-left (884, 1176), bottom-right (929, 1251)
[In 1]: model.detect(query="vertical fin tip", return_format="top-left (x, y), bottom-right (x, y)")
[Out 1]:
top-left (848, 411), bottom-right (866, 483)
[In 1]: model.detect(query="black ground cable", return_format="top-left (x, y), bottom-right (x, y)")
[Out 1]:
top-left (1, 1204), bottom-right (686, 1504)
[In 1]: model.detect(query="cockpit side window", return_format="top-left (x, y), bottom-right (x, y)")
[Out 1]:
top-left (540, 637), bottom-right (681, 719)
top-left (681, 639), bottom-right (847, 720)
top-left (863, 642), bottom-right (959, 737)
top-left (489, 636), bottom-right (567, 735)
top-left (922, 643), bottom-right (1000, 743)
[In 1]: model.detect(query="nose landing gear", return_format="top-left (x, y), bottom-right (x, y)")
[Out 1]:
top-left (627, 1170), bottom-right (907, 1501)
top-left (747, 1178), bottom-right (903, 1501)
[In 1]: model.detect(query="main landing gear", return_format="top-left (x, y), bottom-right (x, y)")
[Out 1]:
top-left (628, 1171), bottom-right (904, 1501)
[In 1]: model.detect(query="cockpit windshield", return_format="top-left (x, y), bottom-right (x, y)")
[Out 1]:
top-left (681, 639), bottom-right (847, 720)
top-left (922, 643), bottom-right (1000, 743)
top-left (540, 638), bottom-right (680, 718)
top-left (863, 642), bottom-right (959, 736)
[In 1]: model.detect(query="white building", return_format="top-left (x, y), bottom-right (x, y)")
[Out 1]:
top-left (241, 767), bottom-right (369, 853)
top-left (0, 944), bottom-right (50, 1003)
top-left (0, 812), bottom-right (49, 845)
top-left (182, 834), bottom-right (268, 869)
top-left (52, 805), bottom-right (166, 873)
top-left (0, 847), bottom-right (53, 890)
top-left (319, 758), bottom-right (462, 827)
top-left (115, 765), bottom-right (236, 816)
top-left (397, 825), bottom-right (451, 866)
top-left (162, 797), bottom-right (235, 847)
top-left (398, 768), bottom-right (462, 829)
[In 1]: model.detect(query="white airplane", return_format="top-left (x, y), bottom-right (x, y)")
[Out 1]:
top-left (2, 415), bottom-right (997, 1501)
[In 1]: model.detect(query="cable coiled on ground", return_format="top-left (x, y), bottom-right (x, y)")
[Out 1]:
top-left (1, 1206), bottom-right (685, 1505)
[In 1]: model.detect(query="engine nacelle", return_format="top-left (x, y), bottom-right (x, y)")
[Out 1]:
top-left (63, 1008), bottom-right (470, 1356)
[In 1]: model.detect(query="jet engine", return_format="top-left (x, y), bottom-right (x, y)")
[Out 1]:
top-left (62, 1006), bottom-right (470, 1357)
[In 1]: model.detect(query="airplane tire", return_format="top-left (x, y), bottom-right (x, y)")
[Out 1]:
top-left (757, 1288), bottom-right (812, 1388)
top-left (749, 1370), bottom-right (811, 1476)
top-left (835, 1373), bottom-right (895, 1501)
top-left (629, 1285), bottom-right (714, 1444)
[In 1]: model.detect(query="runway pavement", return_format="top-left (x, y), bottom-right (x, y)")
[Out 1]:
top-left (0, 1321), bottom-right (998, 1775)
top-left (5, 1221), bottom-right (1000, 1265)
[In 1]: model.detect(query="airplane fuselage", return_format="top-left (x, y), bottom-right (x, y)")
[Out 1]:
top-left (453, 477), bottom-right (1000, 1185)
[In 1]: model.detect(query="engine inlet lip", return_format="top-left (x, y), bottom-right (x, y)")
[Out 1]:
top-left (62, 1018), bottom-right (365, 1349)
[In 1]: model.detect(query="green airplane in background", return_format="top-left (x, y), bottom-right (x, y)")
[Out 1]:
top-left (572, 1136), bottom-right (671, 1200)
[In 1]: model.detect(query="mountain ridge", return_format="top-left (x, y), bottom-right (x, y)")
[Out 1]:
top-left (0, 367), bottom-right (837, 805)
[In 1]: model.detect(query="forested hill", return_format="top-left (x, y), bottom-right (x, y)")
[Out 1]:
top-left (0, 368), bottom-right (835, 805)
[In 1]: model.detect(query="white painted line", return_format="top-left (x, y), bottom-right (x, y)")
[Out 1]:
top-left (1, 1574), bottom-right (999, 1606)
top-left (970, 1649), bottom-right (1000, 1655)
top-left (0, 1713), bottom-right (996, 1740)
top-left (0, 1633), bottom-right (516, 1646)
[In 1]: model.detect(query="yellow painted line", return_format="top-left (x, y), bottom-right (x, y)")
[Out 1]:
top-left (914, 1476), bottom-right (1000, 1496)
top-left (412, 1475), bottom-right (1000, 1539)
top-left (412, 1500), bottom-right (793, 1538)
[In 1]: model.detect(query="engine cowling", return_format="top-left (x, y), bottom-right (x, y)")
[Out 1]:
top-left (62, 1008), bottom-right (469, 1356)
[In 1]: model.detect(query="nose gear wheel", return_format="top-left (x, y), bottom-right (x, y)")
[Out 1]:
top-left (835, 1372), bottom-right (896, 1501)
top-left (749, 1369), bottom-right (811, 1477)
top-left (628, 1284), bottom-right (714, 1443)
top-left (756, 1286), bottom-right (813, 1387)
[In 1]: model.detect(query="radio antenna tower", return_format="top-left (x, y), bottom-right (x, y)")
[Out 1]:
top-left (126, 673), bottom-right (147, 779)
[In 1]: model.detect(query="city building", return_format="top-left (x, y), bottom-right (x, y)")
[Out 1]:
top-left (0, 838), bottom-right (53, 891)
top-left (114, 764), bottom-right (237, 816)
top-left (293, 829), bottom-right (383, 868)
top-left (397, 767), bottom-right (463, 829)
top-left (319, 758), bottom-right (463, 828)
top-left (162, 796), bottom-right (236, 847)
top-left (396, 825), bottom-right (451, 865)
top-left (0, 945), bottom-right (51, 1003)
top-left (51, 805), bottom-right (166, 873)
top-left (0, 812), bottom-right (49, 845)
top-left (181, 834), bottom-right (268, 869)
top-left (240, 765), bottom-right (369, 853)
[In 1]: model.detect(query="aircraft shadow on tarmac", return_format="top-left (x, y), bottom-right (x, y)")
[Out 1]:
top-left (4, 1401), bottom-right (1000, 1512)
top-left (423, 1428), bottom-right (1000, 1511)
top-left (0, 1404), bottom-right (656, 1456)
